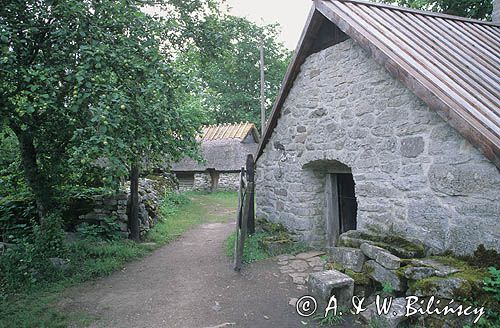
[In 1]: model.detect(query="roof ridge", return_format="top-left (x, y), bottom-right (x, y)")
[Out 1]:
top-left (329, 0), bottom-right (500, 27)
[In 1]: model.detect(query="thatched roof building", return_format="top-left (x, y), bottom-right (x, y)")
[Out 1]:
top-left (172, 122), bottom-right (259, 191)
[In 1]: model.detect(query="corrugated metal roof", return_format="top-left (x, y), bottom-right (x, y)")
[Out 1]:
top-left (200, 122), bottom-right (258, 142)
top-left (257, 0), bottom-right (500, 167)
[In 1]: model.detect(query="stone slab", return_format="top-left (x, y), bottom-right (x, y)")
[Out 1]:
top-left (307, 270), bottom-right (354, 307)
top-left (329, 246), bottom-right (366, 272)
top-left (364, 260), bottom-right (405, 292)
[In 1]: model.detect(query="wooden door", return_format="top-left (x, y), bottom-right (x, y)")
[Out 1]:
top-left (337, 173), bottom-right (357, 234)
top-left (325, 173), bottom-right (357, 248)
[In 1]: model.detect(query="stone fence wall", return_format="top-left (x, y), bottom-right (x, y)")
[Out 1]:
top-left (78, 178), bottom-right (167, 238)
top-left (192, 172), bottom-right (240, 191)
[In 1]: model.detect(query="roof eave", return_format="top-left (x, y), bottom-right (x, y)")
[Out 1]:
top-left (255, 0), bottom-right (500, 168)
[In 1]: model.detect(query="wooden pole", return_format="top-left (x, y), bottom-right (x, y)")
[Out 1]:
top-left (246, 154), bottom-right (255, 234)
top-left (260, 38), bottom-right (265, 134)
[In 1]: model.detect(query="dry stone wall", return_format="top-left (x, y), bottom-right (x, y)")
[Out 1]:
top-left (78, 178), bottom-right (167, 237)
top-left (255, 38), bottom-right (500, 255)
top-left (218, 172), bottom-right (240, 191)
top-left (191, 172), bottom-right (240, 191)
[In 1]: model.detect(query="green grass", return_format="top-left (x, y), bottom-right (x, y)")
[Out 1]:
top-left (0, 191), bottom-right (237, 328)
top-left (225, 230), bottom-right (310, 264)
top-left (225, 232), bottom-right (270, 264)
top-left (147, 191), bottom-right (237, 244)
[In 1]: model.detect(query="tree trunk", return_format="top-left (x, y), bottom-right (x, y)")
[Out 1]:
top-left (12, 126), bottom-right (53, 219)
top-left (128, 164), bottom-right (140, 242)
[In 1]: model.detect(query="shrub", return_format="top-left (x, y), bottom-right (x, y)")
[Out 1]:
top-left (76, 217), bottom-right (121, 241)
top-left (0, 212), bottom-right (67, 291)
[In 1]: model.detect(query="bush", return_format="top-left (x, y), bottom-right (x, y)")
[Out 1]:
top-left (76, 217), bottom-right (121, 241)
top-left (0, 212), bottom-right (67, 291)
top-left (160, 191), bottom-right (190, 217)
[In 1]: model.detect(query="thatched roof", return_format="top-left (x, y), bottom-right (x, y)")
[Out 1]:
top-left (172, 123), bottom-right (259, 172)
top-left (200, 122), bottom-right (259, 142)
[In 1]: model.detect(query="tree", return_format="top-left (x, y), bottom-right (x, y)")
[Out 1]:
top-left (0, 0), bottom-right (211, 237)
top-left (176, 15), bottom-right (291, 130)
top-left (376, 0), bottom-right (493, 20)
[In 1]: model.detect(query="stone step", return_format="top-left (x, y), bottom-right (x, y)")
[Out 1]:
top-left (307, 270), bottom-right (354, 308)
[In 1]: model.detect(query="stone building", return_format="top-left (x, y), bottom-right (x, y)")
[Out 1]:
top-left (173, 122), bottom-right (259, 191)
top-left (255, 0), bottom-right (499, 255)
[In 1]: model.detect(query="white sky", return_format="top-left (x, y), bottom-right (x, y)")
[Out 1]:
top-left (224, 0), bottom-right (312, 49)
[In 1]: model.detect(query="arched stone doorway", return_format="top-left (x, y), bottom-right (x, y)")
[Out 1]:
top-left (303, 160), bottom-right (358, 249)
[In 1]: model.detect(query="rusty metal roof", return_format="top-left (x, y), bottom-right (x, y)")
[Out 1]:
top-left (257, 0), bottom-right (500, 167)
top-left (200, 122), bottom-right (258, 142)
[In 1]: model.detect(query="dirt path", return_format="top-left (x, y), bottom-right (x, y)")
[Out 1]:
top-left (61, 196), bottom-right (324, 328)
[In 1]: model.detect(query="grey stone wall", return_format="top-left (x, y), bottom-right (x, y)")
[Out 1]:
top-left (218, 172), bottom-right (240, 191)
top-left (255, 38), bottom-right (500, 255)
top-left (193, 172), bottom-right (211, 191)
top-left (192, 172), bottom-right (240, 191)
top-left (493, 0), bottom-right (500, 23)
top-left (79, 178), bottom-right (166, 237)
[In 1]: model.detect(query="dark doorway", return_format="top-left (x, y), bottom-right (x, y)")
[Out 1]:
top-left (325, 172), bottom-right (357, 248)
top-left (337, 174), bottom-right (357, 234)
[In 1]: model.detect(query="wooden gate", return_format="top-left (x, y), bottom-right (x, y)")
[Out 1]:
top-left (233, 154), bottom-right (255, 271)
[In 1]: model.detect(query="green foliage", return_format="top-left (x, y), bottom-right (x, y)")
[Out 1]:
top-left (312, 308), bottom-right (347, 326)
top-left (1, 0), bottom-right (212, 223)
top-left (376, 0), bottom-right (493, 20)
top-left (148, 191), bottom-right (235, 244)
top-left (160, 191), bottom-right (191, 217)
top-left (76, 217), bottom-right (121, 241)
top-left (176, 14), bottom-right (291, 128)
top-left (0, 194), bottom-right (36, 242)
top-left (0, 193), bottom-right (216, 327)
top-left (381, 281), bottom-right (395, 296)
top-left (0, 212), bottom-right (67, 290)
top-left (225, 230), bottom-right (310, 264)
top-left (225, 232), bottom-right (270, 263)
top-left (483, 267), bottom-right (500, 302)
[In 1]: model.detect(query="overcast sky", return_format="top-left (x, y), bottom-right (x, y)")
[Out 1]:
top-left (224, 0), bottom-right (312, 49)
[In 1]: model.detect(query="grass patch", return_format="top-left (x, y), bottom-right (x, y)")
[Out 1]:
top-left (225, 230), bottom-right (310, 264)
top-left (147, 191), bottom-right (237, 244)
top-left (0, 191), bottom-right (237, 328)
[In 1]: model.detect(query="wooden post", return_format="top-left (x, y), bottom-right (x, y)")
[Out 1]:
top-left (233, 168), bottom-right (245, 271)
top-left (325, 174), bottom-right (339, 249)
top-left (246, 154), bottom-right (255, 234)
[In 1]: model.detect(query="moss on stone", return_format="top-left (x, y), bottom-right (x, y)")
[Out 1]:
top-left (339, 231), bottom-right (425, 258)
top-left (430, 255), bottom-right (488, 283)
top-left (408, 276), bottom-right (440, 294)
top-left (324, 261), bottom-right (371, 286)
top-left (346, 269), bottom-right (371, 286)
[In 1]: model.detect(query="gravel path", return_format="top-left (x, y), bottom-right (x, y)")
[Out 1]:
top-left (60, 200), bottom-right (327, 328)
